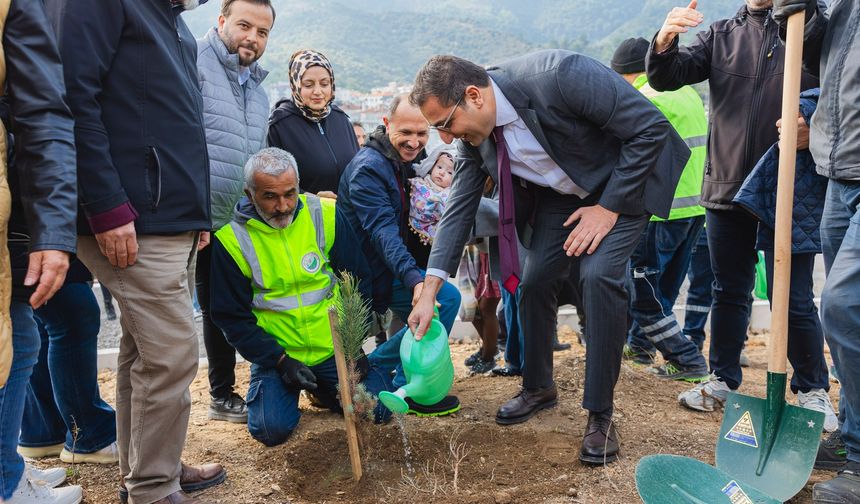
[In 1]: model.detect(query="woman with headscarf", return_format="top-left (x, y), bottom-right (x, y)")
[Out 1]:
top-left (267, 49), bottom-right (358, 195)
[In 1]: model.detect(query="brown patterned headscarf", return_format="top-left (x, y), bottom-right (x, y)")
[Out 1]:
top-left (289, 50), bottom-right (335, 122)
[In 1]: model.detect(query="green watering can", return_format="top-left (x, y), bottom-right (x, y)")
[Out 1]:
top-left (377, 311), bottom-right (454, 415)
top-left (636, 12), bottom-right (823, 503)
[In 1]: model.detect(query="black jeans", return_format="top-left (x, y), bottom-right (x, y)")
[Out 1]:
top-left (706, 208), bottom-right (829, 392)
top-left (196, 245), bottom-right (238, 399)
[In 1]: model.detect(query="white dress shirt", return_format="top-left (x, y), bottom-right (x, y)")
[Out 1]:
top-left (425, 80), bottom-right (590, 281)
top-left (491, 78), bottom-right (589, 198)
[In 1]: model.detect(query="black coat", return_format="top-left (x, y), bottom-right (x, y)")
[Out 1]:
top-left (646, 5), bottom-right (819, 210)
top-left (2, 0), bottom-right (79, 301)
top-left (46, 0), bottom-right (211, 235)
top-left (267, 99), bottom-right (358, 195)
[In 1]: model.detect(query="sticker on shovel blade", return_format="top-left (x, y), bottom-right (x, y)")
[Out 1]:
top-left (721, 480), bottom-right (754, 504)
top-left (724, 411), bottom-right (759, 448)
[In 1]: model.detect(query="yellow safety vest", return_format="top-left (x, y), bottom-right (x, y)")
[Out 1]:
top-left (215, 195), bottom-right (338, 366)
top-left (636, 75), bottom-right (708, 221)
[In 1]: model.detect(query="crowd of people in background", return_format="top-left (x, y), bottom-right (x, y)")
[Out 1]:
top-left (0, 0), bottom-right (857, 503)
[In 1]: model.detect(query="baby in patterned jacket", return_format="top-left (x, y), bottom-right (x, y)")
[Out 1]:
top-left (409, 145), bottom-right (456, 245)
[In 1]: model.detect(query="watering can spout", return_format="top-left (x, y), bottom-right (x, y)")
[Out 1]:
top-left (378, 386), bottom-right (411, 415)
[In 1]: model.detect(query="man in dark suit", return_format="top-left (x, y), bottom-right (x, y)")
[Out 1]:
top-left (407, 51), bottom-right (689, 465)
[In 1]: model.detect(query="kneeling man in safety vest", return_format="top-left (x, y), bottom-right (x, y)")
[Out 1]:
top-left (210, 148), bottom-right (396, 446)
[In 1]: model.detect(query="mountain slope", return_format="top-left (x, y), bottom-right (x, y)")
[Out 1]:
top-left (183, 0), bottom-right (746, 90)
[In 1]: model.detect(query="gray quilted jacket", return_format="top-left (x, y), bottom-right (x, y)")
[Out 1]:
top-left (197, 27), bottom-right (270, 230)
top-left (799, 0), bottom-right (860, 180)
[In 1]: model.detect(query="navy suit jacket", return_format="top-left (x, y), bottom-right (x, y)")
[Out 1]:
top-left (428, 50), bottom-right (690, 275)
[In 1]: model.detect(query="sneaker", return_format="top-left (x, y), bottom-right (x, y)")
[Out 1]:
top-left (463, 350), bottom-right (482, 367)
top-left (677, 374), bottom-right (731, 412)
top-left (18, 443), bottom-right (64, 459)
top-left (470, 358), bottom-right (496, 375)
top-left (406, 395), bottom-right (461, 417)
top-left (816, 430), bottom-right (848, 471)
top-left (813, 461), bottom-right (860, 504)
top-left (26, 464), bottom-right (66, 488)
top-left (60, 441), bottom-right (118, 464)
top-left (648, 362), bottom-right (710, 383)
top-left (798, 389), bottom-right (839, 433)
top-left (739, 350), bottom-right (751, 368)
top-left (7, 476), bottom-right (82, 504)
top-left (208, 392), bottom-right (248, 423)
top-left (622, 344), bottom-right (654, 365)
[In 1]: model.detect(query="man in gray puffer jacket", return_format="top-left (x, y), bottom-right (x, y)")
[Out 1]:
top-left (196, 0), bottom-right (274, 424)
top-left (773, 1), bottom-right (860, 502)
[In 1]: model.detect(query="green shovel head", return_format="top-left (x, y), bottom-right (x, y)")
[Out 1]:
top-left (715, 379), bottom-right (824, 502)
top-left (636, 454), bottom-right (780, 504)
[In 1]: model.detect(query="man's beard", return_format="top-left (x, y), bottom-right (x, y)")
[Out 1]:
top-left (252, 199), bottom-right (294, 229)
top-left (222, 28), bottom-right (260, 66)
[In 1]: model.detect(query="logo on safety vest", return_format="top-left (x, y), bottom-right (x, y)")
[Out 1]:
top-left (302, 252), bottom-right (321, 273)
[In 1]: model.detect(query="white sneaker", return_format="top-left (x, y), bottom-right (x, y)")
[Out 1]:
top-left (7, 475), bottom-right (81, 504)
top-left (60, 441), bottom-right (119, 464)
top-left (17, 443), bottom-right (64, 459)
top-left (797, 388), bottom-right (839, 432)
top-left (26, 463), bottom-right (67, 488)
top-left (678, 374), bottom-right (732, 412)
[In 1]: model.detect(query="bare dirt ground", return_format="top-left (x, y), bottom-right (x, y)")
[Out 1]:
top-left (34, 327), bottom-right (837, 503)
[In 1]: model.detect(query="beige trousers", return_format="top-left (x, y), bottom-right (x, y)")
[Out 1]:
top-left (78, 233), bottom-right (198, 504)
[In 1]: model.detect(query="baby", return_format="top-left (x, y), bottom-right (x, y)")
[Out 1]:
top-left (409, 145), bottom-right (456, 245)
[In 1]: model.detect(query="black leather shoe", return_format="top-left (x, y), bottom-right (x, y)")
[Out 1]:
top-left (553, 340), bottom-right (572, 352)
top-left (495, 385), bottom-right (558, 425)
top-left (208, 392), bottom-right (247, 423)
top-left (579, 411), bottom-right (620, 465)
top-left (491, 365), bottom-right (522, 377)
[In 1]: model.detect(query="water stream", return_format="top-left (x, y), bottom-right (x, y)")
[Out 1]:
top-left (393, 413), bottom-right (415, 475)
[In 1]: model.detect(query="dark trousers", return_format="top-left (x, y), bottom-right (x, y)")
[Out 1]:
top-left (246, 357), bottom-right (395, 446)
top-left (762, 249), bottom-right (829, 393)
top-left (195, 245), bottom-right (238, 399)
top-left (627, 216), bottom-right (707, 368)
top-left (518, 186), bottom-right (648, 413)
top-left (683, 228), bottom-right (713, 349)
top-left (706, 208), bottom-right (829, 392)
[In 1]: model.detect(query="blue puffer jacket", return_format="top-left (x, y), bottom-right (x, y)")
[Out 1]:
top-left (733, 89), bottom-right (826, 254)
top-left (337, 126), bottom-right (425, 312)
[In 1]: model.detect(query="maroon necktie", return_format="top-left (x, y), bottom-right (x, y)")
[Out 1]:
top-left (493, 127), bottom-right (521, 294)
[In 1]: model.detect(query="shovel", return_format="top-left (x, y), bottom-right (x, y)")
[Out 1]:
top-left (637, 12), bottom-right (823, 503)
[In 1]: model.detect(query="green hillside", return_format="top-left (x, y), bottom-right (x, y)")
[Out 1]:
top-left (183, 0), bottom-right (745, 90)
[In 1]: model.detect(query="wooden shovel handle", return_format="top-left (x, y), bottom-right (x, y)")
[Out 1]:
top-left (769, 12), bottom-right (805, 374)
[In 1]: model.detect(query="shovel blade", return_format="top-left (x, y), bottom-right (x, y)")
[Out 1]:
top-left (636, 454), bottom-right (780, 504)
top-left (716, 391), bottom-right (823, 501)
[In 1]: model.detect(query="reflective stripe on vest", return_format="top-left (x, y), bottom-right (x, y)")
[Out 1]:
top-left (671, 135), bottom-right (706, 210)
top-left (304, 196), bottom-right (338, 296)
top-left (229, 198), bottom-right (335, 312)
top-left (684, 135), bottom-right (707, 149)
top-left (671, 194), bottom-right (702, 210)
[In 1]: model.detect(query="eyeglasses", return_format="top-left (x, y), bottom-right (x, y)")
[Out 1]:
top-left (431, 95), bottom-right (463, 134)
